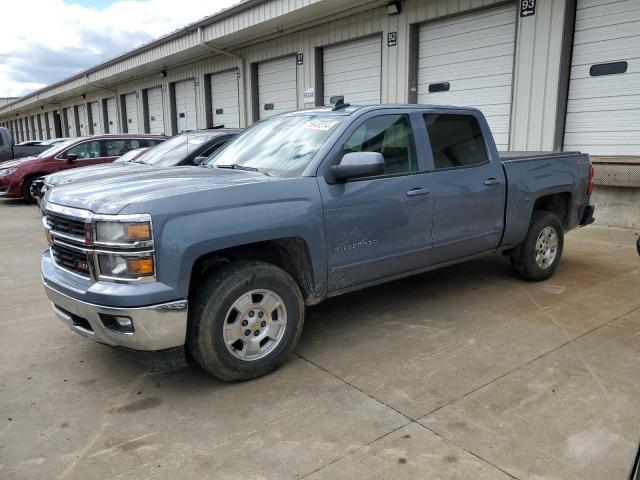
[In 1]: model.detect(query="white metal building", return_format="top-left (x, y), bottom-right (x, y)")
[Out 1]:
top-left (0, 0), bottom-right (638, 226)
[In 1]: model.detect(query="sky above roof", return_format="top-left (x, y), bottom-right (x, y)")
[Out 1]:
top-left (0, 0), bottom-right (238, 98)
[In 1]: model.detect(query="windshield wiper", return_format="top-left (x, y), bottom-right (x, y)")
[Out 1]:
top-left (216, 164), bottom-right (270, 176)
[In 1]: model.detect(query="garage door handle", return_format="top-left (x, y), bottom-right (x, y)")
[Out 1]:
top-left (406, 188), bottom-right (430, 197)
top-left (484, 178), bottom-right (500, 186)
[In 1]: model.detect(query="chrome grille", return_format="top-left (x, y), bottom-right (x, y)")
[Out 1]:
top-left (50, 243), bottom-right (91, 278)
top-left (46, 213), bottom-right (86, 238)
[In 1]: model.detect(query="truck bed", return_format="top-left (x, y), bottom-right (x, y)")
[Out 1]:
top-left (499, 151), bottom-right (583, 163)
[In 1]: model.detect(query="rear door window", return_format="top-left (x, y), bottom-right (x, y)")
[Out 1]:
top-left (424, 114), bottom-right (488, 170)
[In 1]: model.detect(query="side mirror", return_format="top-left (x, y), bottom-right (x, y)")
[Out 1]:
top-left (193, 156), bottom-right (208, 166)
top-left (66, 153), bottom-right (77, 163)
top-left (331, 152), bottom-right (384, 181)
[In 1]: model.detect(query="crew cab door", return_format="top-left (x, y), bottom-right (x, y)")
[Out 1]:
top-left (318, 112), bottom-right (433, 291)
top-left (421, 111), bottom-right (506, 264)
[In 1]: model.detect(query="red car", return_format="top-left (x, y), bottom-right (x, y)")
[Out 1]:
top-left (0, 134), bottom-right (166, 202)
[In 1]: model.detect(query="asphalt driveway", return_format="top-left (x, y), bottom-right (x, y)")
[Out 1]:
top-left (1, 200), bottom-right (639, 479)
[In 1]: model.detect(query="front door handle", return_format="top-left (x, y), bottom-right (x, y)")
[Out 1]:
top-left (406, 187), bottom-right (431, 197)
top-left (484, 178), bottom-right (501, 186)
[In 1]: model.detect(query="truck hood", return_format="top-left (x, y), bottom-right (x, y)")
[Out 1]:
top-left (45, 166), bottom-right (276, 214)
top-left (45, 162), bottom-right (146, 187)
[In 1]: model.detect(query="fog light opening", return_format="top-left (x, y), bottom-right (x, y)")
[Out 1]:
top-left (100, 314), bottom-right (135, 334)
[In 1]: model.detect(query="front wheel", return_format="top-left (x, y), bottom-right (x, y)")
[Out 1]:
top-left (511, 211), bottom-right (564, 281)
top-left (22, 176), bottom-right (39, 203)
top-left (187, 261), bottom-right (305, 381)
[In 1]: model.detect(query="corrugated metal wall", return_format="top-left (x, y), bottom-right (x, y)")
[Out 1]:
top-left (1, 0), bottom-right (569, 152)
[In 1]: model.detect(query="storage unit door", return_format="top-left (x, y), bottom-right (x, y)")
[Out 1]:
top-left (146, 87), bottom-right (164, 134)
top-left (417, 4), bottom-right (516, 150)
top-left (30, 116), bottom-right (37, 140)
top-left (210, 70), bottom-right (240, 128)
top-left (89, 101), bottom-right (102, 134)
top-left (174, 79), bottom-right (197, 132)
top-left (106, 98), bottom-right (117, 133)
top-left (258, 56), bottom-right (297, 119)
top-left (77, 104), bottom-right (88, 136)
top-left (47, 112), bottom-right (55, 138)
top-left (124, 93), bottom-right (139, 133)
top-left (564, 0), bottom-right (640, 155)
top-left (323, 36), bottom-right (382, 105)
top-left (65, 108), bottom-right (75, 137)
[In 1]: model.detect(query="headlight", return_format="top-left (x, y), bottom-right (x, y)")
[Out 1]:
top-left (97, 253), bottom-right (155, 280)
top-left (0, 168), bottom-right (16, 177)
top-left (95, 220), bottom-right (152, 245)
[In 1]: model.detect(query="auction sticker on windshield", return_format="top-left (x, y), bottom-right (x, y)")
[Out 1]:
top-left (303, 119), bottom-right (340, 131)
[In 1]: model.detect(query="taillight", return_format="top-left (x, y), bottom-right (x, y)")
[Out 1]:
top-left (588, 164), bottom-right (594, 195)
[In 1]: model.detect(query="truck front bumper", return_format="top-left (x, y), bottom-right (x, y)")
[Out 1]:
top-left (43, 279), bottom-right (188, 352)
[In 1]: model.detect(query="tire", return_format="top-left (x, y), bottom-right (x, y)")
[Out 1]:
top-left (187, 260), bottom-right (305, 381)
top-left (21, 176), bottom-right (38, 203)
top-left (511, 211), bottom-right (564, 281)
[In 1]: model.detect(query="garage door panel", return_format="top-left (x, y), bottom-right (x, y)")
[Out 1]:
top-left (323, 41), bottom-right (381, 61)
top-left (323, 53), bottom-right (381, 76)
top-left (571, 41), bottom-right (639, 67)
top-left (419, 26), bottom-right (514, 56)
top-left (418, 5), bottom-right (515, 150)
top-left (565, 110), bottom-right (640, 132)
top-left (323, 36), bottom-right (381, 106)
top-left (420, 43), bottom-right (515, 68)
top-left (575, 0), bottom-right (640, 25)
top-left (566, 94), bottom-right (640, 113)
top-left (419, 55), bottom-right (513, 82)
top-left (258, 57), bottom-right (297, 119)
top-left (567, 72), bottom-right (640, 99)
top-left (424, 7), bottom-right (515, 39)
top-left (324, 68), bottom-right (383, 86)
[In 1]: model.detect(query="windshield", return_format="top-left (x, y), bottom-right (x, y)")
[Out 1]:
top-left (114, 148), bottom-right (148, 163)
top-left (135, 133), bottom-right (216, 167)
top-left (36, 139), bottom-right (75, 158)
top-left (205, 115), bottom-right (344, 177)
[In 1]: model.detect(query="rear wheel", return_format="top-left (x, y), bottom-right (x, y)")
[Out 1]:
top-left (511, 211), bottom-right (564, 281)
top-left (187, 261), bottom-right (304, 381)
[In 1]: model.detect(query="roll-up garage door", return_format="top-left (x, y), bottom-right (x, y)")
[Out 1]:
top-left (105, 98), bottom-right (117, 133)
top-left (29, 116), bottom-right (37, 140)
top-left (564, 0), bottom-right (640, 155)
top-left (77, 104), bottom-right (88, 136)
top-left (47, 112), bottom-right (55, 138)
top-left (323, 36), bottom-right (382, 105)
top-left (36, 114), bottom-right (43, 140)
top-left (417, 4), bottom-right (516, 150)
top-left (64, 108), bottom-right (75, 137)
top-left (89, 101), bottom-right (102, 134)
top-left (258, 56), bottom-right (297, 119)
top-left (174, 79), bottom-right (197, 132)
top-left (146, 87), bottom-right (164, 134)
top-left (124, 93), bottom-right (139, 133)
top-left (210, 70), bottom-right (240, 128)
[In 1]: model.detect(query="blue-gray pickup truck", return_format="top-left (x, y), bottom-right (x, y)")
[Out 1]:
top-left (40, 104), bottom-right (595, 380)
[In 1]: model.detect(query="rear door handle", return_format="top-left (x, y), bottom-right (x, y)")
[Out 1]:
top-left (406, 187), bottom-right (431, 197)
top-left (484, 178), bottom-right (501, 186)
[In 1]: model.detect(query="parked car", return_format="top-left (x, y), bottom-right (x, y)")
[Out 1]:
top-left (37, 129), bottom-right (239, 196)
top-left (40, 105), bottom-right (595, 381)
top-left (15, 140), bottom-right (43, 146)
top-left (0, 134), bottom-right (166, 202)
top-left (0, 127), bottom-right (67, 161)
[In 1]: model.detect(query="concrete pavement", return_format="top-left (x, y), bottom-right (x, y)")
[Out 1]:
top-left (1, 200), bottom-right (639, 479)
